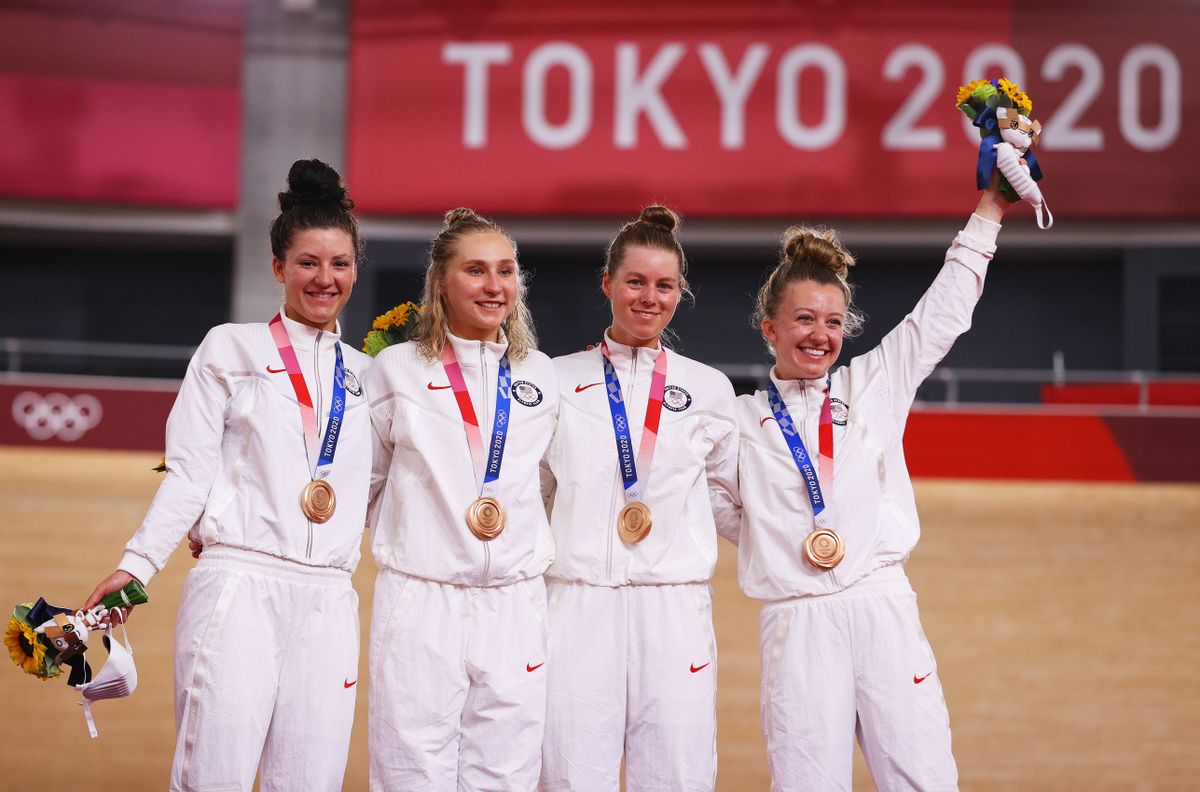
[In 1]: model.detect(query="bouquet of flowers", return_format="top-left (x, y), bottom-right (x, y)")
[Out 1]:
top-left (6, 580), bottom-right (148, 687)
top-left (956, 77), bottom-right (1052, 228)
top-left (362, 301), bottom-right (421, 357)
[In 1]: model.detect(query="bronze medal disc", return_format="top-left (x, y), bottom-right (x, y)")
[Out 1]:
top-left (617, 501), bottom-right (653, 544)
top-left (301, 479), bottom-right (336, 524)
top-left (803, 527), bottom-right (845, 569)
top-left (466, 496), bottom-right (506, 541)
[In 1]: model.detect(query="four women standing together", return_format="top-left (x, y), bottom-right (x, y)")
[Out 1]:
top-left (87, 157), bottom-right (1014, 791)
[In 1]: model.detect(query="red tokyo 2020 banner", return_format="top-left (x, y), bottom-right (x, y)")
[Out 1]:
top-left (348, 0), bottom-right (1198, 218)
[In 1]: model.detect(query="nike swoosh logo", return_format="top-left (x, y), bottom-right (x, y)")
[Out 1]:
top-left (266, 366), bottom-right (287, 374)
top-left (690, 662), bottom-right (710, 673)
top-left (914, 672), bottom-right (932, 684)
top-left (427, 382), bottom-right (452, 390)
top-left (575, 382), bottom-right (604, 393)
top-left (759, 416), bottom-right (777, 427)
top-left (527, 662), bottom-right (545, 673)
top-left (344, 679), bottom-right (358, 688)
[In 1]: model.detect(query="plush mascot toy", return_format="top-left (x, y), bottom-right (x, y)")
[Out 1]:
top-left (957, 78), bottom-right (1053, 229)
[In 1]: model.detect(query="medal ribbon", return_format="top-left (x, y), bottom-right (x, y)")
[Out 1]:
top-left (600, 339), bottom-right (668, 502)
top-left (268, 313), bottom-right (347, 480)
top-left (767, 378), bottom-right (833, 525)
top-left (440, 341), bottom-right (513, 497)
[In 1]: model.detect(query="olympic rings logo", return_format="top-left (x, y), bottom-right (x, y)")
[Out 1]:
top-left (10, 391), bottom-right (103, 442)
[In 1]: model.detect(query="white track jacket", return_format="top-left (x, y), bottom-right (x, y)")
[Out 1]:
top-left (120, 314), bottom-right (375, 585)
top-left (543, 333), bottom-right (740, 586)
top-left (736, 213), bottom-right (1000, 601)
top-left (364, 334), bottom-right (559, 586)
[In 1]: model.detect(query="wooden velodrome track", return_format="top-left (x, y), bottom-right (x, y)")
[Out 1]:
top-left (2, 446), bottom-right (1197, 790)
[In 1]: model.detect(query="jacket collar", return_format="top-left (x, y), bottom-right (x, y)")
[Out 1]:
top-left (768, 365), bottom-right (828, 403)
top-left (601, 328), bottom-right (664, 369)
top-left (278, 310), bottom-right (342, 348)
top-left (446, 328), bottom-right (509, 368)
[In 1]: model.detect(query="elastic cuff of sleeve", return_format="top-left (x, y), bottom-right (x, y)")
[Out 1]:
top-left (961, 213), bottom-right (1001, 252)
top-left (118, 552), bottom-right (158, 587)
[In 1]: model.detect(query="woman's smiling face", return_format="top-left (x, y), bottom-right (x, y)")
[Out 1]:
top-left (272, 227), bottom-right (356, 331)
top-left (440, 231), bottom-right (518, 342)
top-left (602, 245), bottom-right (683, 348)
top-left (762, 279), bottom-right (847, 380)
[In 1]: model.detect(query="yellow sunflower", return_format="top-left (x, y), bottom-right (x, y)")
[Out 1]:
top-left (364, 301), bottom-right (422, 356)
top-left (5, 614), bottom-right (46, 677)
top-left (996, 78), bottom-right (1030, 110)
top-left (371, 301), bottom-right (420, 331)
top-left (955, 79), bottom-right (990, 106)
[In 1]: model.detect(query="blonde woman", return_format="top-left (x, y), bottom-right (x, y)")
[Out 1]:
top-left (363, 209), bottom-right (558, 791)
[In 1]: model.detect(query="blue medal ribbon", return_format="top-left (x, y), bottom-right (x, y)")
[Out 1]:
top-left (484, 354), bottom-right (512, 489)
top-left (767, 380), bottom-right (827, 519)
top-left (602, 351), bottom-right (639, 492)
top-left (314, 343), bottom-right (347, 477)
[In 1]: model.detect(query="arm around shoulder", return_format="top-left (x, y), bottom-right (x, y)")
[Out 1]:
top-left (704, 372), bottom-right (742, 545)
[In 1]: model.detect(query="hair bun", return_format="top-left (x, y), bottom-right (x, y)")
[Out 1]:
top-left (443, 207), bottom-right (482, 229)
top-left (638, 205), bottom-right (680, 233)
top-left (279, 158), bottom-right (352, 213)
top-left (781, 226), bottom-right (854, 277)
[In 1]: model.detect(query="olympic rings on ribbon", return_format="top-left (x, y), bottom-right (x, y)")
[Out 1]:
top-left (10, 391), bottom-right (103, 441)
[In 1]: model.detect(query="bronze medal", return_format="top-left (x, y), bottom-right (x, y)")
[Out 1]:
top-left (617, 501), bottom-right (653, 544)
top-left (803, 527), bottom-right (844, 569)
top-left (466, 496), bottom-right (506, 541)
top-left (301, 479), bottom-right (336, 524)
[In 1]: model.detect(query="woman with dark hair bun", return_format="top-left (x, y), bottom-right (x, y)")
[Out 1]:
top-left (83, 158), bottom-right (373, 791)
top-left (736, 179), bottom-right (1016, 790)
top-left (363, 208), bottom-right (558, 790)
top-left (539, 206), bottom-right (740, 791)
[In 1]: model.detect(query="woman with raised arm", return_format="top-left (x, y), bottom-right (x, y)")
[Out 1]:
top-left (736, 180), bottom-right (1015, 791)
top-left (83, 159), bottom-right (374, 791)
top-left (363, 209), bottom-right (559, 791)
top-left (539, 206), bottom-right (740, 792)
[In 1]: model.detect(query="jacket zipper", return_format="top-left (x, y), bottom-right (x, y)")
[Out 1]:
top-left (606, 347), bottom-right (639, 582)
top-left (479, 341), bottom-right (492, 585)
top-left (309, 330), bottom-right (323, 560)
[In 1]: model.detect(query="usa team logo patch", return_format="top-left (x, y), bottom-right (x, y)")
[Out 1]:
top-left (512, 380), bottom-right (543, 407)
top-left (343, 369), bottom-right (363, 397)
top-left (830, 397), bottom-right (849, 426)
top-left (663, 385), bottom-right (692, 412)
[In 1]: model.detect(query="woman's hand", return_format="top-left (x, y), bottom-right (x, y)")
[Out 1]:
top-left (83, 570), bottom-right (137, 624)
top-left (189, 537), bottom-right (204, 559)
top-left (975, 167), bottom-right (1019, 223)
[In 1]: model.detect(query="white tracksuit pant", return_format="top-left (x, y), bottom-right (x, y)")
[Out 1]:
top-left (170, 546), bottom-right (359, 792)
top-left (540, 581), bottom-right (718, 792)
top-left (759, 565), bottom-right (957, 792)
top-left (369, 571), bottom-right (548, 791)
